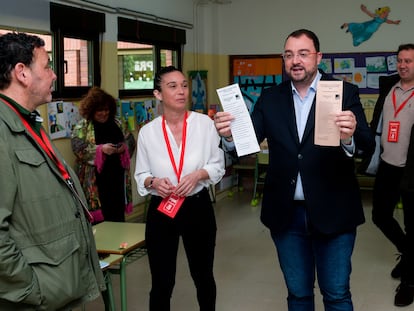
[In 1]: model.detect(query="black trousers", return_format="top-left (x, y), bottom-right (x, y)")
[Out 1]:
top-left (372, 160), bottom-right (414, 282)
top-left (146, 188), bottom-right (217, 311)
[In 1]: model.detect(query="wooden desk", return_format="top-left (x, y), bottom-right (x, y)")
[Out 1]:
top-left (94, 222), bottom-right (146, 311)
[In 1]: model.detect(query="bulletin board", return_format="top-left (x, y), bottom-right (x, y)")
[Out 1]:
top-left (230, 54), bottom-right (283, 113)
top-left (229, 52), bottom-right (396, 120)
top-left (319, 52), bottom-right (397, 94)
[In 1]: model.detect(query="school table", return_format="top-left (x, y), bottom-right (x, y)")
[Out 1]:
top-left (93, 221), bottom-right (147, 311)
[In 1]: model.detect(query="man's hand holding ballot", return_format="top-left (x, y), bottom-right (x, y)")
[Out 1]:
top-left (216, 84), bottom-right (260, 156)
top-left (214, 111), bottom-right (234, 141)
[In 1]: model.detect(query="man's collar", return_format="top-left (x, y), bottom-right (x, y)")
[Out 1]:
top-left (0, 93), bottom-right (42, 123)
top-left (290, 71), bottom-right (322, 94)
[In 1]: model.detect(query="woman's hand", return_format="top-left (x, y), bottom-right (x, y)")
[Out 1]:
top-left (102, 142), bottom-right (127, 155)
top-left (152, 177), bottom-right (175, 198)
top-left (102, 143), bottom-right (118, 155)
top-left (114, 142), bottom-right (126, 153)
top-left (174, 169), bottom-right (208, 197)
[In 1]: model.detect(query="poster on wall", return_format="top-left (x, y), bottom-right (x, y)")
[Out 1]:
top-left (47, 101), bottom-right (81, 140)
top-left (120, 100), bottom-right (135, 131)
top-left (230, 55), bottom-right (283, 113)
top-left (134, 99), bottom-right (158, 129)
top-left (188, 70), bottom-right (208, 113)
top-left (320, 51), bottom-right (397, 94)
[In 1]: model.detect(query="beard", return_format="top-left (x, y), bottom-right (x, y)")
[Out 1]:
top-left (287, 65), bottom-right (317, 85)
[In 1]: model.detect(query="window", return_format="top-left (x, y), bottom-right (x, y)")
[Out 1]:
top-left (50, 3), bottom-right (104, 99)
top-left (118, 17), bottom-right (185, 97)
top-left (0, 28), bottom-right (53, 63)
top-left (117, 43), bottom-right (180, 92)
top-left (160, 48), bottom-right (178, 67)
top-left (118, 42), bottom-right (154, 90)
top-left (63, 37), bottom-right (93, 87)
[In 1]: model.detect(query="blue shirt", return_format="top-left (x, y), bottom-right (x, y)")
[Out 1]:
top-left (291, 72), bottom-right (321, 200)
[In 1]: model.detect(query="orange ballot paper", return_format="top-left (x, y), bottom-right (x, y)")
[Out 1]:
top-left (314, 80), bottom-right (343, 146)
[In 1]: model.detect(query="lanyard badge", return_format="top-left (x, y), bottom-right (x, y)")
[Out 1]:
top-left (388, 89), bottom-right (414, 143)
top-left (157, 112), bottom-right (188, 218)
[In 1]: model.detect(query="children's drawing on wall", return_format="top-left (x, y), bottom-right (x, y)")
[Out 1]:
top-left (234, 75), bottom-right (282, 113)
top-left (135, 101), bottom-right (147, 128)
top-left (134, 99), bottom-right (157, 129)
top-left (231, 56), bottom-right (283, 114)
top-left (340, 4), bottom-right (400, 47)
top-left (188, 70), bottom-right (207, 113)
top-left (47, 101), bottom-right (81, 139)
top-left (121, 100), bottom-right (135, 131)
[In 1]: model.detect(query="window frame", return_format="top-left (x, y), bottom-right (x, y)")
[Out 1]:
top-left (50, 3), bottom-right (105, 99)
top-left (118, 42), bottom-right (182, 97)
top-left (52, 30), bottom-right (101, 99)
top-left (117, 17), bottom-right (185, 97)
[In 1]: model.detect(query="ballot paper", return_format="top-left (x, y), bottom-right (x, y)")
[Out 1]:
top-left (314, 80), bottom-right (343, 146)
top-left (216, 84), bottom-right (260, 156)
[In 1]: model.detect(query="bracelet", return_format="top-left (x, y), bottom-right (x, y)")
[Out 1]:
top-left (146, 177), bottom-right (155, 189)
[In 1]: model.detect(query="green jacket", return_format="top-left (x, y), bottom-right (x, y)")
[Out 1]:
top-left (0, 98), bottom-right (105, 311)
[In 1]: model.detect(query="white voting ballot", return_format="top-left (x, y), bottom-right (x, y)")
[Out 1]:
top-left (216, 84), bottom-right (260, 156)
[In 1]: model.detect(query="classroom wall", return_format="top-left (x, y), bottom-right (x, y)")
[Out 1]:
top-left (194, 0), bottom-right (413, 104)
top-left (1, 0), bottom-right (412, 209)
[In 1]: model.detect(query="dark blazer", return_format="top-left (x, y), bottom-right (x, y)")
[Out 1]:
top-left (252, 73), bottom-right (375, 234)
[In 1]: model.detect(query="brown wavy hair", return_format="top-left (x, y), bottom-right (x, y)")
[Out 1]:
top-left (79, 86), bottom-right (117, 121)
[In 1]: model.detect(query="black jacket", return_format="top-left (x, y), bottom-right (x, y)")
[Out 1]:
top-left (252, 73), bottom-right (375, 234)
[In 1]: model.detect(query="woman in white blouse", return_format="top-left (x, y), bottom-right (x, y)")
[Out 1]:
top-left (135, 66), bottom-right (225, 311)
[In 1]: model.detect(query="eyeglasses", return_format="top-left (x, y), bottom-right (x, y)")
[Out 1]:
top-left (282, 51), bottom-right (318, 61)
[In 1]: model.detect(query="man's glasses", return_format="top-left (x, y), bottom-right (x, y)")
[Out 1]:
top-left (282, 51), bottom-right (318, 61)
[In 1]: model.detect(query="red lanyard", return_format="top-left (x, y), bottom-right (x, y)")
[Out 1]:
top-left (2, 99), bottom-right (70, 180)
top-left (1, 99), bottom-right (94, 222)
top-left (392, 88), bottom-right (414, 119)
top-left (162, 112), bottom-right (188, 183)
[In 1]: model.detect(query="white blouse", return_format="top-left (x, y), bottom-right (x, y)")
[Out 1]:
top-left (134, 111), bottom-right (225, 196)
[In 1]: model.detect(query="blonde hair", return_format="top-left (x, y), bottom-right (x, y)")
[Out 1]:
top-left (375, 6), bottom-right (390, 16)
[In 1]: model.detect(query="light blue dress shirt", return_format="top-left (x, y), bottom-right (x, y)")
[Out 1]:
top-left (292, 72), bottom-right (321, 200)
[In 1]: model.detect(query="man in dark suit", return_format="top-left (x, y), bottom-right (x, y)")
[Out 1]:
top-left (215, 29), bottom-right (375, 311)
top-left (370, 44), bottom-right (414, 307)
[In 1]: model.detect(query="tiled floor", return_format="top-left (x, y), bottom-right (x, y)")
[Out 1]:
top-left (79, 189), bottom-right (407, 311)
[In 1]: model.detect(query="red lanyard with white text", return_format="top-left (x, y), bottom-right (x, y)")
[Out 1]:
top-left (392, 88), bottom-right (414, 119)
top-left (162, 112), bottom-right (188, 183)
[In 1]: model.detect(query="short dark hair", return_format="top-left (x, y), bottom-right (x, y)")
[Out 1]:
top-left (79, 86), bottom-right (117, 121)
top-left (0, 32), bottom-right (45, 90)
top-left (398, 44), bottom-right (414, 53)
top-left (154, 66), bottom-right (181, 92)
top-left (285, 29), bottom-right (320, 52)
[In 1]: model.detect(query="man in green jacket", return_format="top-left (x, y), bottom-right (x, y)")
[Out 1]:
top-left (0, 32), bottom-right (105, 310)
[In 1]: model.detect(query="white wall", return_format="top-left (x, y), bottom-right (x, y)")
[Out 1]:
top-left (0, 0), bottom-right (50, 32)
top-left (213, 0), bottom-right (412, 55)
top-left (2, 0), bottom-right (413, 55)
